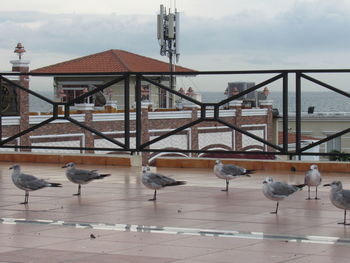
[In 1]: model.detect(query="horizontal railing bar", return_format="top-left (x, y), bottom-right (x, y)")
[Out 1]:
top-left (3, 69), bottom-right (350, 77)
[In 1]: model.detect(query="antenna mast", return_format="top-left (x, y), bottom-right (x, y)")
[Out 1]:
top-left (157, 4), bottom-right (180, 107)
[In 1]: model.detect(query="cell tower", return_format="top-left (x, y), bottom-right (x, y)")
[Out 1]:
top-left (157, 4), bottom-right (180, 107)
top-left (157, 4), bottom-right (180, 65)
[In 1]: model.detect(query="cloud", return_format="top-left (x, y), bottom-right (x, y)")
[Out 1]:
top-left (1, 0), bottom-right (350, 72)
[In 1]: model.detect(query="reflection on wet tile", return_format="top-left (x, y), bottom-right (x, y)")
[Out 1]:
top-left (1, 163), bottom-right (350, 263)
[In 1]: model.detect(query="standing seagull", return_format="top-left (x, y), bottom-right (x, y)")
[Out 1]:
top-left (9, 164), bottom-right (61, 204)
top-left (213, 160), bottom-right (254, 191)
top-left (324, 181), bottom-right (350, 225)
top-left (304, 164), bottom-right (322, 200)
top-left (62, 162), bottom-right (111, 196)
top-left (142, 166), bottom-right (186, 201)
top-left (263, 177), bottom-right (305, 214)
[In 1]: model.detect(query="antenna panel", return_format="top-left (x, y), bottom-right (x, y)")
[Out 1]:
top-left (175, 11), bottom-right (180, 55)
top-left (168, 13), bottom-right (175, 39)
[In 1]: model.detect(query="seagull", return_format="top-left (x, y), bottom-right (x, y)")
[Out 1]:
top-left (142, 166), bottom-right (186, 201)
top-left (9, 164), bottom-right (62, 204)
top-left (62, 162), bottom-right (111, 196)
top-left (213, 160), bottom-right (254, 191)
top-left (304, 164), bottom-right (322, 200)
top-left (263, 177), bottom-right (305, 214)
top-left (324, 181), bottom-right (350, 225)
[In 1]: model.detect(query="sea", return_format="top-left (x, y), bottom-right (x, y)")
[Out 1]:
top-left (29, 91), bottom-right (350, 113)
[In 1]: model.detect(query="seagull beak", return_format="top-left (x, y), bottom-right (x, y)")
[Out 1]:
top-left (62, 165), bottom-right (67, 168)
top-left (323, 183), bottom-right (331, 187)
top-left (263, 180), bottom-right (267, 184)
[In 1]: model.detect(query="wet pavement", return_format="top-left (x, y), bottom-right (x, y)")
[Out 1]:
top-left (1, 161), bottom-right (350, 262)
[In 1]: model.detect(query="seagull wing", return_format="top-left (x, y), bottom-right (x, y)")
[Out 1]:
top-left (339, 190), bottom-right (350, 207)
top-left (147, 173), bottom-right (176, 186)
top-left (221, 164), bottom-right (244, 176)
top-left (68, 168), bottom-right (99, 182)
top-left (271, 182), bottom-right (298, 196)
top-left (19, 173), bottom-right (49, 190)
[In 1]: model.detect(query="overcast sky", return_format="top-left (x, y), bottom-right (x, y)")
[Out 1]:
top-left (1, 0), bottom-right (350, 92)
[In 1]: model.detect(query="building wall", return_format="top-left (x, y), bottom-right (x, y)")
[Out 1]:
top-left (276, 115), bottom-right (350, 155)
top-left (1, 107), bottom-right (273, 163)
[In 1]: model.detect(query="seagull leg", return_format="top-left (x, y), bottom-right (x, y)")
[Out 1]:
top-left (314, 186), bottom-right (320, 200)
top-left (148, 190), bottom-right (157, 201)
top-left (21, 191), bottom-right (29, 204)
top-left (306, 186), bottom-right (311, 200)
top-left (338, 210), bottom-right (350, 225)
top-left (73, 184), bottom-right (81, 196)
top-left (271, 202), bottom-right (279, 214)
top-left (222, 180), bottom-right (229, 192)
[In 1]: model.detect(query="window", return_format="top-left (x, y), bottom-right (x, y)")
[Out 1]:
top-left (61, 85), bottom-right (93, 104)
top-left (327, 136), bottom-right (341, 152)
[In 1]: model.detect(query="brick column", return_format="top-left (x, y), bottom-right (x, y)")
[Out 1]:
top-left (190, 107), bottom-right (199, 157)
top-left (260, 100), bottom-right (273, 151)
top-left (11, 59), bottom-right (31, 151)
top-left (84, 110), bottom-right (94, 153)
top-left (141, 105), bottom-right (150, 165)
top-left (230, 100), bottom-right (243, 150)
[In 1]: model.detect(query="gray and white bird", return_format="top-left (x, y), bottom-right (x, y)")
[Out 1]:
top-left (213, 160), bottom-right (254, 191)
top-left (324, 181), bottom-right (350, 225)
top-left (263, 177), bottom-right (305, 214)
top-left (62, 162), bottom-right (111, 196)
top-left (304, 164), bottom-right (322, 200)
top-left (9, 164), bottom-right (62, 204)
top-left (142, 166), bottom-right (186, 201)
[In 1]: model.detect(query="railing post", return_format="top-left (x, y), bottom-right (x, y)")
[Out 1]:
top-left (124, 74), bottom-right (130, 149)
top-left (0, 78), bottom-right (2, 142)
top-left (135, 74), bottom-right (142, 152)
top-left (282, 72), bottom-right (289, 155)
top-left (295, 72), bottom-right (302, 160)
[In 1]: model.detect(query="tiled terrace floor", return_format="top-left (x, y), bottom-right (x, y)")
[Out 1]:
top-left (1, 161), bottom-right (350, 262)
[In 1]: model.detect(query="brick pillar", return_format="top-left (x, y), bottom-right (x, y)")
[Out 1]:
top-left (84, 110), bottom-right (94, 153)
top-left (260, 100), bottom-right (273, 151)
top-left (141, 106), bottom-right (150, 165)
top-left (190, 107), bottom-right (199, 157)
top-left (11, 59), bottom-right (31, 151)
top-left (231, 100), bottom-right (243, 150)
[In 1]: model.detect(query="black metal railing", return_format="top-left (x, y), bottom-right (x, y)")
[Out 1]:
top-left (0, 70), bottom-right (350, 159)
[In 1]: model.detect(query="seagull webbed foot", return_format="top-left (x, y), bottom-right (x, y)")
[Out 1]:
top-left (337, 222), bottom-right (350, 225)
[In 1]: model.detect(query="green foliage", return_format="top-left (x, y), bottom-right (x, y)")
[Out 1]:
top-left (328, 150), bottom-right (350, 161)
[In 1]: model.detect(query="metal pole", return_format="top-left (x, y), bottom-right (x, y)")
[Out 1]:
top-left (0, 78), bottom-right (2, 142)
top-left (282, 73), bottom-right (288, 154)
top-left (124, 74), bottom-right (130, 149)
top-left (169, 40), bottom-right (173, 108)
top-left (135, 75), bottom-right (142, 151)
top-left (296, 72), bottom-right (302, 160)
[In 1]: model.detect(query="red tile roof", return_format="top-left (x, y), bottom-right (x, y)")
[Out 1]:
top-left (278, 132), bottom-right (318, 144)
top-left (31, 49), bottom-right (196, 74)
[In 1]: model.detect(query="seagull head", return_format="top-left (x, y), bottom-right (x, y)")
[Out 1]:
top-left (9, 164), bottom-right (20, 171)
top-left (263, 177), bottom-right (274, 184)
top-left (324, 181), bottom-right (343, 190)
top-left (310, 164), bottom-right (318, 170)
top-left (62, 162), bottom-right (75, 169)
top-left (142, 166), bottom-right (150, 173)
top-left (215, 160), bottom-right (222, 165)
